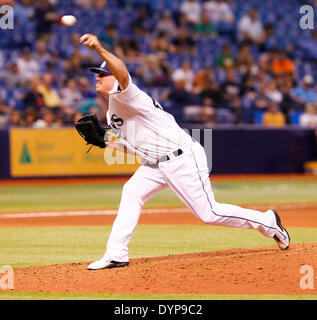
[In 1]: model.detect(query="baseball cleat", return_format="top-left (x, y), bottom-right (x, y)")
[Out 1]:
top-left (272, 210), bottom-right (290, 250)
top-left (87, 257), bottom-right (129, 270)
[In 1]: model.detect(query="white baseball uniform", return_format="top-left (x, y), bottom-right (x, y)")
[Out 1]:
top-left (103, 75), bottom-right (277, 262)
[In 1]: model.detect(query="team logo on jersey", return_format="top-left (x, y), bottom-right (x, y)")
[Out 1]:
top-left (110, 114), bottom-right (124, 138)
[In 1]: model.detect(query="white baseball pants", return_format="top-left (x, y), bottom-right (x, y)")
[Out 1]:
top-left (104, 141), bottom-right (277, 262)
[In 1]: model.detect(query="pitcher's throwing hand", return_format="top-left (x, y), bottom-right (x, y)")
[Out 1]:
top-left (80, 33), bottom-right (103, 52)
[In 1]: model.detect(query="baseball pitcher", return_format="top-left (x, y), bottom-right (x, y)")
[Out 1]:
top-left (75, 34), bottom-right (290, 270)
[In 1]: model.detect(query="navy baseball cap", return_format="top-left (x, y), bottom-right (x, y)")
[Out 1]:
top-left (89, 61), bottom-right (112, 76)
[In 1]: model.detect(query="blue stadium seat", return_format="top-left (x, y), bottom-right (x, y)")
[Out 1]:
top-left (216, 108), bottom-right (235, 124)
top-left (289, 112), bottom-right (303, 125)
top-left (254, 111), bottom-right (265, 125)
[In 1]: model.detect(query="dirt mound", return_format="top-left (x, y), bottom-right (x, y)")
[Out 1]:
top-left (13, 243), bottom-right (317, 295)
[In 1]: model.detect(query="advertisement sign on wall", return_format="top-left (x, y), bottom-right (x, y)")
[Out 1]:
top-left (10, 128), bottom-right (140, 177)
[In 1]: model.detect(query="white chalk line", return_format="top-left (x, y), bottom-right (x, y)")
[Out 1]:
top-left (0, 208), bottom-right (190, 219)
top-left (0, 203), bottom-right (315, 219)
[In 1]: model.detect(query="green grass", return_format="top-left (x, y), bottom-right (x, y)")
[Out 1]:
top-left (0, 178), bottom-right (316, 300)
top-left (0, 291), bottom-right (316, 300)
top-left (0, 225), bottom-right (316, 268)
top-left (0, 179), bottom-right (317, 212)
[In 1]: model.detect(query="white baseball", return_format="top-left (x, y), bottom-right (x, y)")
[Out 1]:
top-left (61, 15), bottom-right (77, 27)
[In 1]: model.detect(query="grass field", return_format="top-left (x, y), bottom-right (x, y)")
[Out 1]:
top-left (0, 177), bottom-right (317, 300)
top-left (2, 225), bottom-right (317, 268)
top-left (0, 178), bottom-right (317, 212)
top-left (1, 291), bottom-right (316, 300)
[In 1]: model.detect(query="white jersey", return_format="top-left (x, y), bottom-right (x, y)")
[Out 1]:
top-left (106, 75), bottom-right (193, 163)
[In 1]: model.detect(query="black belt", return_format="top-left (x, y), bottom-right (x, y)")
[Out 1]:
top-left (158, 149), bottom-right (183, 163)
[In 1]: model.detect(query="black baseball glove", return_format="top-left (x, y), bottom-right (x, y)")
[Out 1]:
top-left (75, 114), bottom-right (111, 152)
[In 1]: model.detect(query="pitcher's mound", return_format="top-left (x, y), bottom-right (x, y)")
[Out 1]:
top-left (14, 243), bottom-right (317, 295)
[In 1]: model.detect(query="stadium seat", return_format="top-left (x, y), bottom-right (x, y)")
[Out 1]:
top-left (216, 108), bottom-right (235, 124)
top-left (254, 111), bottom-right (265, 125)
top-left (289, 112), bottom-right (303, 125)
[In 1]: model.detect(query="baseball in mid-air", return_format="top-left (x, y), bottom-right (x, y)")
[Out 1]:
top-left (61, 15), bottom-right (77, 27)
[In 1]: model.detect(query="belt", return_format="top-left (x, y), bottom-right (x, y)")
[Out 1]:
top-left (158, 149), bottom-right (183, 163)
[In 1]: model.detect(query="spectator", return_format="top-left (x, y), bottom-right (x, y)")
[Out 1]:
top-left (78, 77), bottom-right (96, 99)
top-left (240, 76), bottom-right (257, 123)
top-left (203, 0), bottom-right (235, 25)
top-left (61, 78), bottom-right (83, 109)
top-left (0, 63), bottom-right (23, 89)
top-left (221, 69), bottom-right (242, 107)
top-left (258, 47), bottom-right (278, 74)
top-left (176, 12), bottom-right (192, 29)
top-left (75, 0), bottom-right (93, 9)
top-left (237, 8), bottom-right (265, 46)
top-left (151, 31), bottom-right (172, 54)
top-left (161, 77), bottom-right (201, 124)
top-left (254, 80), bottom-right (272, 111)
top-left (63, 52), bottom-right (86, 79)
top-left (33, 39), bottom-right (52, 70)
top-left (299, 103), bottom-right (317, 128)
top-left (17, 48), bottom-right (40, 82)
top-left (242, 76), bottom-right (257, 98)
top-left (132, 8), bottom-right (153, 36)
top-left (279, 75), bottom-right (301, 118)
top-left (23, 107), bottom-right (38, 127)
top-left (262, 103), bottom-right (286, 127)
top-left (180, 0), bottom-right (202, 25)
top-left (92, 0), bottom-right (107, 10)
top-left (32, 0), bottom-right (59, 40)
top-left (78, 95), bottom-right (106, 115)
top-left (200, 80), bottom-right (222, 107)
top-left (22, 78), bottom-right (45, 111)
top-left (171, 26), bottom-right (197, 55)
top-left (263, 79), bottom-right (283, 106)
top-left (172, 60), bottom-right (195, 92)
top-left (236, 43), bottom-right (254, 78)
top-left (0, 100), bottom-right (10, 127)
top-left (98, 24), bottom-right (118, 51)
top-left (194, 12), bottom-right (217, 38)
top-left (135, 55), bottom-right (168, 87)
top-left (215, 43), bottom-right (235, 69)
top-left (33, 108), bottom-right (60, 128)
top-left (157, 12), bottom-right (178, 38)
top-left (200, 97), bottom-right (217, 126)
top-left (290, 74), bottom-right (317, 106)
top-left (0, 0), bottom-right (15, 5)
top-left (37, 73), bottom-right (62, 109)
top-left (14, 0), bottom-right (34, 24)
top-left (45, 52), bottom-right (62, 76)
top-left (157, 52), bottom-right (172, 80)
top-left (192, 65), bottom-right (215, 94)
top-left (261, 23), bottom-right (277, 52)
top-left (271, 49), bottom-right (295, 76)
top-left (220, 69), bottom-right (242, 121)
top-left (114, 37), bottom-right (143, 62)
top-left (9, 111), bottom-right (23, 128)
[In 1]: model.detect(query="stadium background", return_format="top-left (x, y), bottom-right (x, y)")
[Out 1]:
top-left (0, 0), bottom-right (317, 300)
top-left (0, 0), bottom-right (317, 178)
